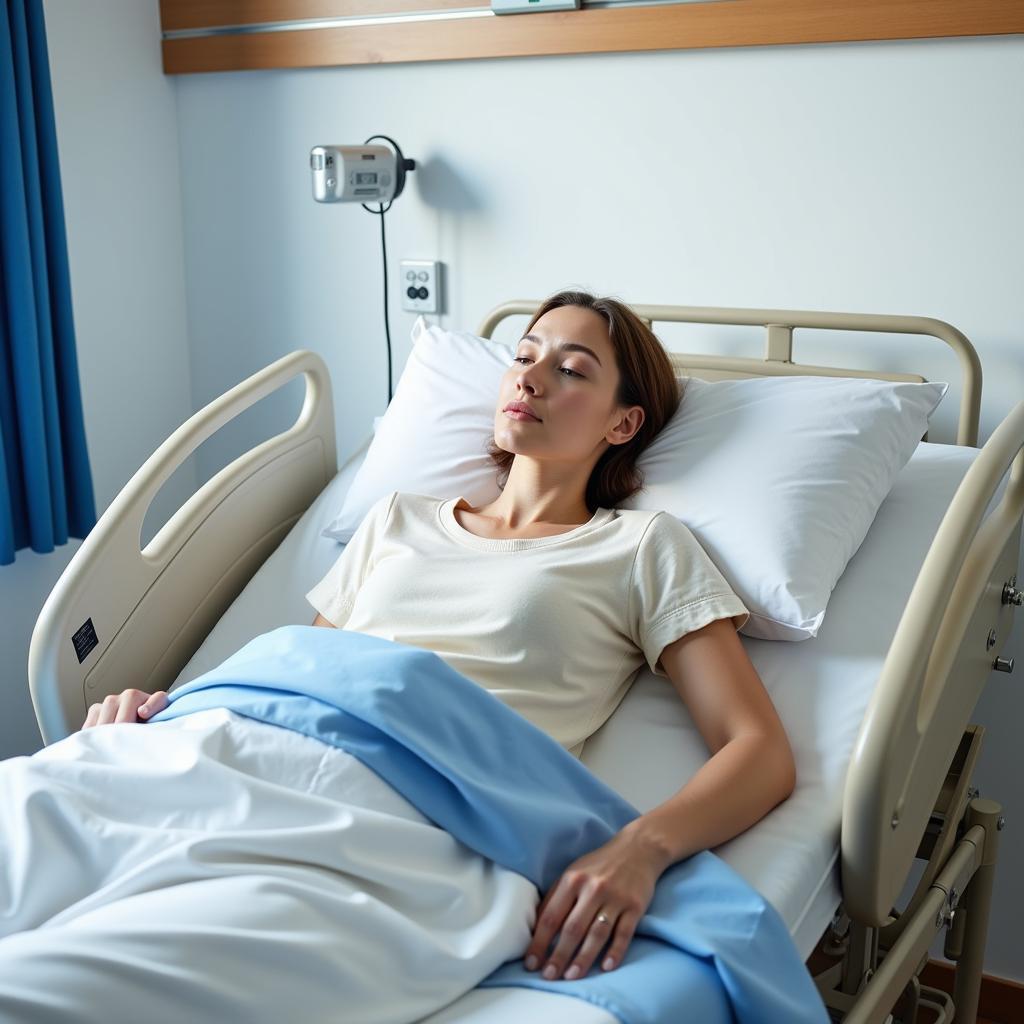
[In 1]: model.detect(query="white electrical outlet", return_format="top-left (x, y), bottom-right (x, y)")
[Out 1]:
top-left (492, 0), bottom-right (579, 12)
top-left (400, 260), bottom-right (443, 314)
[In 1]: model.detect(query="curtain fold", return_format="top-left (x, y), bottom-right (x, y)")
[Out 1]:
top-left (0, 0), bottom-right (95, 565)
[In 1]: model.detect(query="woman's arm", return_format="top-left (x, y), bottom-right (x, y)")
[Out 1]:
top-left (524, 616), bottom-right (794, 981)
top-left (626, 615), bottom-right (795, 865)
top-left (311, 613), bottom-right (336, 628)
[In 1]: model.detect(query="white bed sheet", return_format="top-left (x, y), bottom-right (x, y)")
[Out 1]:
top-left (1, 706), bottom-right (538, 1024)
top-left (171, 437), bottom-right (982, 1024)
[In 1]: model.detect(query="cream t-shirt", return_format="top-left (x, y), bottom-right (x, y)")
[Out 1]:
top-left (306, 491), bottom-right (750, 759)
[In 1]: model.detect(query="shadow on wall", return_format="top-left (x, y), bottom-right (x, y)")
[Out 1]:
top-left (416, 152), bottom-right (488, 331)
top-left (414, 153), bottom-right (487, 212)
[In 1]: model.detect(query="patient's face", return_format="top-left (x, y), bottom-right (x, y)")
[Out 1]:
top-left (495, 305), bottom-right (642, 465)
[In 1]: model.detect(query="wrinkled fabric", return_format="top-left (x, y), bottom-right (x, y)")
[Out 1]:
top-left (151, 625), bottom-right (829, 1024)
top-left (0, 705), bottom-right (534, 1023)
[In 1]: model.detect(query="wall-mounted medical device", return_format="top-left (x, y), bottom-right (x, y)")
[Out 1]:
top-left (310, 140), bottom-right (416, 205)
top-left (492, 0), bottom-right (579, 12)
top-left (309, 134), bottom-right (419, 408)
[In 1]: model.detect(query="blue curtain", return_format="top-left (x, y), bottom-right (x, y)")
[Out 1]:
top-left (0, 0), bottom-right (95, 565)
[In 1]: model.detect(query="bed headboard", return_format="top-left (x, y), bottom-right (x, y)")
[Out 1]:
top-left (477, 301), bottom-right (982, 447)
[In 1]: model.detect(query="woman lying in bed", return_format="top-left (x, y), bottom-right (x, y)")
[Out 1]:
top-left (85, 289), bottom-right (795, 986)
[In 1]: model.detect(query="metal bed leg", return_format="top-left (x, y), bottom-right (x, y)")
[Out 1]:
top-left (819, 819), bottom-right (988, 1024)
top-left (892, 975), bottom-right (921, 1024)
top-left (951, 797), bottom-right (1003, 1024)
top-left (840, 921), bottom-right (878, 995)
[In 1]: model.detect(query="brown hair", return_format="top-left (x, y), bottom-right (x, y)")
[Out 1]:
top-left (485, 289), bottom-right (681, 512)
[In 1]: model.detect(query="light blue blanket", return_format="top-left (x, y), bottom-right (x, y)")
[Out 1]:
top-left (150, 625), bottom-right (828, 1024)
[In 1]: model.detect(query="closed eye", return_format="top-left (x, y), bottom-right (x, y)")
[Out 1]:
top-left (513, 357), bottom-right (584, 378)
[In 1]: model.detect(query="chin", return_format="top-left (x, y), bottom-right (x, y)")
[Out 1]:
top-left (494, 436), bottom-right (521, 455)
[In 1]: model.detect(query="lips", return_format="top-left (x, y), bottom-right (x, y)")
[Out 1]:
top-left (504, 402), bottom-right (541, 421)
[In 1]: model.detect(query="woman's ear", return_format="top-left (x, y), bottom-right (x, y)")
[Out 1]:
top-left (609, 406), bottom-right (645, 446)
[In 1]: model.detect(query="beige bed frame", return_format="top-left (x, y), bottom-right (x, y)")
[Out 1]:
top-left (28, 303), bottom-right (1024, 1024)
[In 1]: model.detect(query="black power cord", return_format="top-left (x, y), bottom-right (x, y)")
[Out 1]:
top-left (360, 197), bottom-right (394, 405)
top-left (361, 134), bottom-right (415, 408)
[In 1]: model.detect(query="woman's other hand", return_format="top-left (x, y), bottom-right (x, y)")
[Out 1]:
top-left (523, 825), bottom-right (669, 981)
top-left (82, 689), bottom-right (168, 730)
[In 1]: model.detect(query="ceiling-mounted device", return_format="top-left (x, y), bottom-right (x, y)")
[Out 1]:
top-left (310, 140), bottom-right (416, 205)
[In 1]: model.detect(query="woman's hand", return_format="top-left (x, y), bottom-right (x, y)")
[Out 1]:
top-left (523, 824), bottom-right (670, 981)
top-left (82, 689), bottom-right (168, 730)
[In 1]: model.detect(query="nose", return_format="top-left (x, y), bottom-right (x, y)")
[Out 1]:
top-left (514, 361), bottom-right (541, 395)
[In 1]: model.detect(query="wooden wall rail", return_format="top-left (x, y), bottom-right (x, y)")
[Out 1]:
top-left (160, 1), bottom-right (1024, 75)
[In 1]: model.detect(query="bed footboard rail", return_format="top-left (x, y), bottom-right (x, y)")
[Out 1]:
top-left (842, 398), bottom-right (1024, 927)
top-left (28, 351), bottom-right (336, 745)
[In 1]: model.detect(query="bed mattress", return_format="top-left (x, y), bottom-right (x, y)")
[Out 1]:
top-left (171, 438), bottom-right (982, 1023)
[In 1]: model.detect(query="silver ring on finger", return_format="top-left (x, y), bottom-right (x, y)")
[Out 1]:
top-left (595, 911), bottom-right (611, 926)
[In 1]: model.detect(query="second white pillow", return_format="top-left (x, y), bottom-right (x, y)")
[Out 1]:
top-left (618, 374), bottom-right (948, 640)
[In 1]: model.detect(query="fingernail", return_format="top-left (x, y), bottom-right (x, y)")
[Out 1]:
top-left (524, 955), bottom-right (538, 971)
top-left (542, 965), bottom-right (557, 980)
top-left (602, 956), bottom-right (615, 971)
top-left (138, 706), bottom-right (148, 716)
top-left (564, 965), bottom-right (581, 980)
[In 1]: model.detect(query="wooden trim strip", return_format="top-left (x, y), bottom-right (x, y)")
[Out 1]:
top-left (161, 1), bottom-right (1024, 75)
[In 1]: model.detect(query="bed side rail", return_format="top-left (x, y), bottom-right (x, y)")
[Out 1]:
top-left (477, 302), bottom-right (982, 446)
top-left (842, 399), bottom-right (1024, 925)
top-left (28, 350), bottom-right (336, 745)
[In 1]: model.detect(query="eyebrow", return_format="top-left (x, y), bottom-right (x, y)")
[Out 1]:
top-left (520, 333), bottom-right (603, 368)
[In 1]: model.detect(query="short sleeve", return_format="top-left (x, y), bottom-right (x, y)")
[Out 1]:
top-left (306, 491), bottom-right (398, 627)
top-left (629, 512), bottom-right (750, 678)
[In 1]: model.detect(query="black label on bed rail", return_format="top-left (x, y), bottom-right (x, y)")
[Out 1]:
top-left (72, 618), bottom-right (98, 664)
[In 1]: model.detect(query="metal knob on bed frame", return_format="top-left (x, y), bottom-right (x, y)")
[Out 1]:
top-left (991, 578), bottom-right (1018, 673)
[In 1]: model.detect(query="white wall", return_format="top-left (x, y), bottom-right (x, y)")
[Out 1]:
top-left (173, 34), bottom-right (1024, 982)
top-left (0, 0), bottom-right (194, 758)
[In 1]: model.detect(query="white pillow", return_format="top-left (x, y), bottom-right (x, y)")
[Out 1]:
top-left (617, 374), bottom-right (947, 640)
top-left (323, 319), bottom-right (947, 641)
top-left (322, 317), bottom-right (513, 543)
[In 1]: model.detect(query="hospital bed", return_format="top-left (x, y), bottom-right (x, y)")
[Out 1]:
top-left (27, 302), bottom-right (1024, 1024)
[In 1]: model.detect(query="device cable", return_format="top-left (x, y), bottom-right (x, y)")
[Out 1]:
top-left (361, 134), bottom-right (401, 407)
top-left (358, 197), bottom-right (393, 405)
